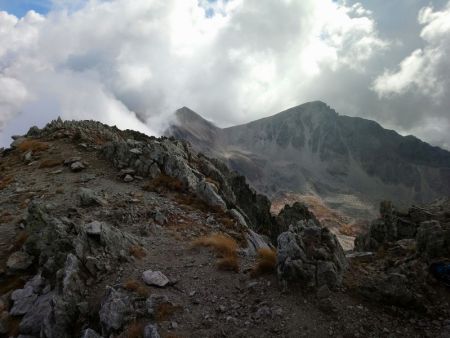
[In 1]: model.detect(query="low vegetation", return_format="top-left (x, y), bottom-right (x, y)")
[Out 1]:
top-left (17, 139), bottom-right (49, 152)
top-left (192, 233), bottom-right (239, 272)
top-left (0, 175), bottom-right (14, 190)
top-left (122, 279), bottom-right (149, 297)
top-left (142, 174), bottom-right (185, 193)
top-left (251, 248), bottom-right (277, 277)
top-left (125, 320), bottom-right (145, 338)
top-left (129, 245), bottom-right (147, 259)
top-left (39, 159), bottom-right (62, 168)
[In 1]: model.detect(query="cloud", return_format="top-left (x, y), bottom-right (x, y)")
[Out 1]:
top-left (4, 0), bottom-right (445, 151)
top-left (373, 2), bottom-right (450, 98)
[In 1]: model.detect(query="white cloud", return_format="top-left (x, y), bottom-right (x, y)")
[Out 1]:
top-left (373, 2), bottom-right (450, 98)
top-left (0, 0), bottom-right (386, 147)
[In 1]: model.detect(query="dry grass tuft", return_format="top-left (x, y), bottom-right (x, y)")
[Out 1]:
top-left (123, 278), bottom-right (150, 297)
top-left (217, 256), bottom-right (239, 272)
top-left (193, 233), bottom-right (240, 272)
top-left (129, 245), bottom-right (147, 259)
top-left (0, 175), bottom-right (14, 190)
top-left (126, 321), bottom-right (145, 338)
top-left (251, 248), bottom-right (277, 277)
top-left (0, 211), bottom-right (13, 224)
top-left (17, 139), bottom-right (49, 152)
top-left (192, 233), bottom-right (238, 257)
top-left (143, 174), bottom-right (185, 193)
top-left (155, 302), bottom-right (181, 322)
top-left (8, 231), bottom-right (29, 253)
top-left (39, 159), bottom-right (62, 168)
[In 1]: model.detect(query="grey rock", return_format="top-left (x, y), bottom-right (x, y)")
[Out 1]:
top-left (79, 188), bottom-right (107, 207)
top-left (63, 157), bottom-right (81, 165)
top-left (123, 174), bottom-right (134, 182)
top-left (144, 324), bottom-right (160, 338)
top-left (82, 328), bottom-right (102, 338)
top-left (85, 221), bottom-right (103, 237)
top-left (245, 229), bottom-right (271, 256)
top-left (6, 251), bottom-right (33, 271)
top-left (130, 148), bottom-right (143, 155)
top-left (142, 270), bottom-right (170, 287)
top-left (99, 287), bottom-right (133, 334)
top-left (196, 181), bottom-right (227, 211)
top-left (71, 161), bottom-right (85, 172)
top-left (19, 291), bottom-right (53, 335)
top-left (277, 220), bottom-right (346, 289)
top-left (10, 286), bottom-right (37, 316)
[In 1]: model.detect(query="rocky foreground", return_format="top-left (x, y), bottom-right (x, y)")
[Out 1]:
top-left (0, 119), bottom-right (449, 337)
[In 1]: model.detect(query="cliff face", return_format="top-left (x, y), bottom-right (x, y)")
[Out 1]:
top-left (166, 101), bottom-right (450, 218)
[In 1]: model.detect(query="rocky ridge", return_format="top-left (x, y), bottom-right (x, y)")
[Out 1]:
top-left (0, 118), bottom-right (448, 337)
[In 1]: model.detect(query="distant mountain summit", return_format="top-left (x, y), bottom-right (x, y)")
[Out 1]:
top-left (166, 101), bottom-right (450, 218)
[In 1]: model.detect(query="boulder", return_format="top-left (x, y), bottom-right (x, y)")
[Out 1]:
top-left (79, 188), bottom-right (107, 207)
top-left (277, 220), bottom-right (347, 289)
top-left (196, 181), bottom-right (227, 211)
top-left (142, 270), bottom-right (170, 287)
top-left (10, 287), bottom-right (37, 316)
top-left (99, 287), bottom-right (133, 334)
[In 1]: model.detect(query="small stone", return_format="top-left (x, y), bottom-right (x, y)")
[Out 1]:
top-left (81, 328), bottom-right (102, 338)
top-left (7, 251), bottom-right (33, 271)
top-left (71, 161), bottom-right (85, 172)
top-left (50, 169), bottom-right (63, 174)
top-left (85, 221), bottom-right (102, 237)
top-left (123, 174), bottom-right (134, 182)
top-left (130, 148), bottom-right (143, 155)
top-left (64, 157), bottom-right (81, 165)
top-left (142, 270), bottom-right (170, 287)
top-left (170, 321), bottom-right (178, 329)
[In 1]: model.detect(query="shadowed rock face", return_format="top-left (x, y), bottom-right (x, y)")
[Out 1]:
top-left (166, 101), bottom-right (450, 219)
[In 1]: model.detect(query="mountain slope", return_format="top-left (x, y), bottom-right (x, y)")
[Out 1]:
top-left (166, 101), bottom-right (450, 219)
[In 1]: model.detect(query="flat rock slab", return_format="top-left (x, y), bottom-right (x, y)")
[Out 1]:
top-left (142, 270), bottom-right (170, 287)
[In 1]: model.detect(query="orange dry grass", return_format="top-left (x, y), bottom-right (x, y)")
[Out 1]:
top-left (143, 174), bottom-right (185, 193)
top-left (217, 256), bottom-right (239, 272)
top-left (251, 248), bottom-right (277, 277)
top-left (193, 233), bottom-right (239, 272)
top-left (11, 231), bottom-right (29, 252)
top-left (193, 233), bottom-right (238, 257)
top-left (0, 175), bottom-right (14, 190)
top-left (17, 140), bottom-right (49, 152)
top-left (155, 302), bottom-right (180, 322)
top-left (123, 279), bottom-right (150, 297)
top-left (39, 159), bottom-right (62, 168)
top-left (126, 321), bottom-right (145, 338)
top-left (129, 245), bottom-right (147, 259)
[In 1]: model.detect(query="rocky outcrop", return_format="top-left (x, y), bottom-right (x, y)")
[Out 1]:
top-left (277, 220), bottom-right (347, 290)
top-left (7, 202), bottom-right (142, 337)
top-left (355, 200), bottom-right (449, 252)
top-left (32, 118), bottom-right (274, 234)
top-left (352, 199), bottom-right (450, 312)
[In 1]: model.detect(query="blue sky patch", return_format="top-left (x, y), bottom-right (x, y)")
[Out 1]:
top-left (0, 0), bottom-right (51, 17)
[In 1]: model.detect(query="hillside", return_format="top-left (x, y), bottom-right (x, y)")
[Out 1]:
top-left (0, 119), bottom-right (449, 337)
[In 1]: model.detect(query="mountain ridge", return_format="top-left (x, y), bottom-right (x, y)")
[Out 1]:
top-left (166, 101), bottom-right (450, 219)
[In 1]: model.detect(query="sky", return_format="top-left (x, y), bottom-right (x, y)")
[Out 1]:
top-left (0, 0), bottom-right (449, 150)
